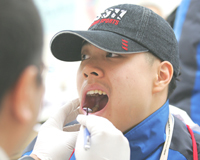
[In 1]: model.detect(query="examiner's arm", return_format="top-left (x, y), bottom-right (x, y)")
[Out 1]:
top-left (19, 99), bottom-right (80, 160)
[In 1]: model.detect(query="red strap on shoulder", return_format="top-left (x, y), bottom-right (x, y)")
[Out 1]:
top-left (69, 149), bottom-right (75, 160)
top-left (186, 125), bottom-right (198, 160)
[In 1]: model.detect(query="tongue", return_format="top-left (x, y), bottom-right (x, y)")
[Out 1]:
top-left (83, 95), bottom-right (108, 113)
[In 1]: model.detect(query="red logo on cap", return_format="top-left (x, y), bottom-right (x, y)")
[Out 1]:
top-left (122, 39), bottom-right (128, 51)
top-left (89, 8), bottom-right (127, 28)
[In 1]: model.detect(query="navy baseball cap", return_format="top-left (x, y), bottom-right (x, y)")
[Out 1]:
top-left (51, 4), bottom-right (180, 76)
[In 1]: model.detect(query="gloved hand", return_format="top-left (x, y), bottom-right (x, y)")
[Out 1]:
top-left (31, 98), bottom-right (80, 160)
top-left (75, 115), bottom-right (130, 160)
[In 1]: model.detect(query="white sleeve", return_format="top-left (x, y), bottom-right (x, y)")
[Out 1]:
top-left (169, 105), bottom-right (200, 132)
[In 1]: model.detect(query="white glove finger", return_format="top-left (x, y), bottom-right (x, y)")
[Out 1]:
top-left (63, 123), bottom-right (81, 132)
top-left (64, 131), bottom-right (79, 148)
top-left (75, 125), bottom-right (85, 151)
top-left (59, 98), bottom-right (80, 122)
top-left (49, 98), bottom-right (80, 129)
top-left (76, 114), bottom-right (87, 125)
top-left (77, 114), bottom-right (117, 133)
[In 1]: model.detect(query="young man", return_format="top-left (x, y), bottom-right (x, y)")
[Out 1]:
top-left (0, 0), bottom-right (130, 160)
top-left (50, 3), bottom-right (200, 160)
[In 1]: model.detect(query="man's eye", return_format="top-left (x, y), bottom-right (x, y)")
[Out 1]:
top-left (81, 54), bottom-right (90, 60)
top-left (106, 53), bottom-right (119, 58)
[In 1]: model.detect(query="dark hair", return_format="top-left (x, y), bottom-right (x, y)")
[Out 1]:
top-left (166, 6), bottom-right (180, 98)
top-left (168, 74), bottom-right (177, 98)
top-left (168, 73), bottom-right (180, 98)
top-left (0, 0), bottom-right (43, 104)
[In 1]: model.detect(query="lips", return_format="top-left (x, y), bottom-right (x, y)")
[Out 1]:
top-left (82, 89), bottom-right (109, 114)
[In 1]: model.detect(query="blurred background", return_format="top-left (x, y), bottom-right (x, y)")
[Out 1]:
top-left (33, 0), bottom-right (182, 123)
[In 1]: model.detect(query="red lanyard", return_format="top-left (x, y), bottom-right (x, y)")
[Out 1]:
top-left (186, 125), bottom-right (198, 160)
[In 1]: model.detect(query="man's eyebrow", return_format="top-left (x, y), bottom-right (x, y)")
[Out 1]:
top-left (81, 40), bottom-right (90, 54)
top-left (82, 40), bottom-right (90, 47)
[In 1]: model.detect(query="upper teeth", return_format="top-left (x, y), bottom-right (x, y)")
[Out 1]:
top-left (87, 90), bottom-right (107, 95)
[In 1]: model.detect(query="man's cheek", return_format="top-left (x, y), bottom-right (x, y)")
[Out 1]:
top-left (76, 75), bottom-right (82, 93)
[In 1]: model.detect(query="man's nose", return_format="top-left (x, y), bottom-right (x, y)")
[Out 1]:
top-left (83, 64), bottom-right (104, 79)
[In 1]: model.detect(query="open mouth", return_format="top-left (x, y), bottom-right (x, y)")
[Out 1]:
top-left (82, 90), bottom-right (108, 113)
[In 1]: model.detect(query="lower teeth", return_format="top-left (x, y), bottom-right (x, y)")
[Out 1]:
top-left (92, 104), bottom-right (99, 112)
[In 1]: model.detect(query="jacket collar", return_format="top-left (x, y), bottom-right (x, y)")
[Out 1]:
top-left (124, 100), bottom-right (169, 159)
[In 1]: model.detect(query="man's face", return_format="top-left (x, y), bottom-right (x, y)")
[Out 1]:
top-left (77, 43), bottom-right (158, 132)
top-left (26, 66), bottom-right (45, 129)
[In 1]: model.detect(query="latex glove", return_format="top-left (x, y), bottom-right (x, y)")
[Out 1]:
top-left (31, 99), bottom-right (80, 160)
top-left (75, 115), bottom-right (130, 160)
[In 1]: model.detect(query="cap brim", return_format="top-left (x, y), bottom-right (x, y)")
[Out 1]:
top-left (51, 30), bottom-right (148, 61)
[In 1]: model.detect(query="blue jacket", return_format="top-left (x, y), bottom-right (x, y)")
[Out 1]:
top-left (69, 101), bottom-right (200, 160)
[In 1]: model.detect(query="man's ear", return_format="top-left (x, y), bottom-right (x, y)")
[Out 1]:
top-left (11, 66), bottom-right (39, 124)
top-left (153, 61), bottom-right (173, 94)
